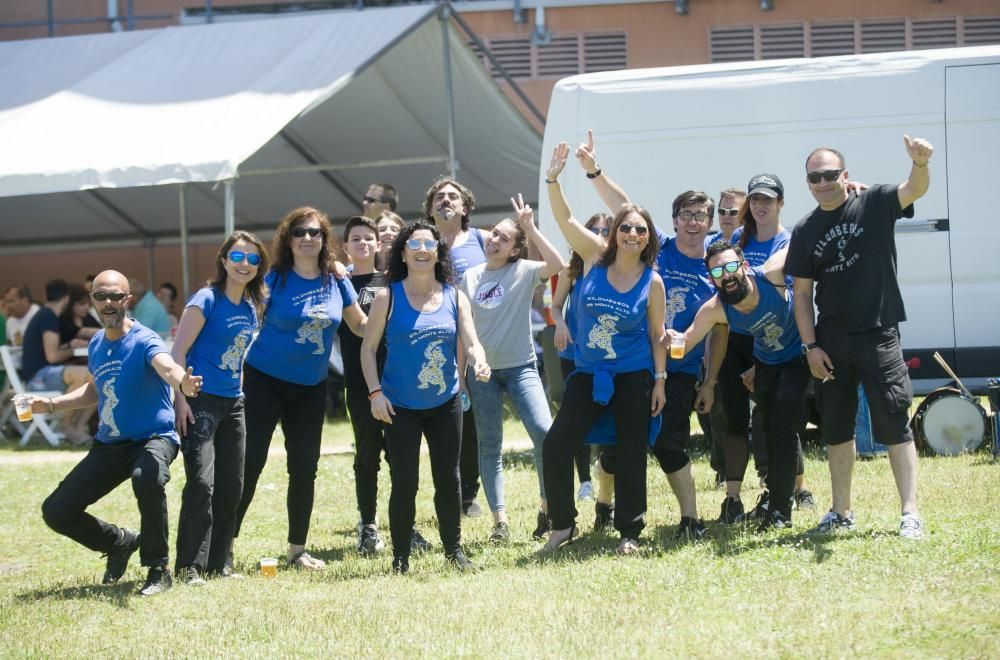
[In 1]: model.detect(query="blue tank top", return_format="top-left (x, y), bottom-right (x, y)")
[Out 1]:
top-left (722, 266), bottom-right (801, 365)
top-left (381, 281), bottom-right (460, 410)
top-left (450, 229), bottom-right (487, 281)
top-left (557, 279), bottom-right (582, 361)
top-left (657, 239), bottom-right (715, 376)
top-left (575, 265), bottom-right (653, 375)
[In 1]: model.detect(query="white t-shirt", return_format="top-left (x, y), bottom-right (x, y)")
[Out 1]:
top-left (6, 303), bottom-right (40, 345)
top-left (461, 260), bottom-right (545, 370)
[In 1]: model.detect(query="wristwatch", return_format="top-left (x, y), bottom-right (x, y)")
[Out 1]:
top-left (801, 342), bottom-right (818, 355)
top-left (653, 371), bottom-right (668, 380)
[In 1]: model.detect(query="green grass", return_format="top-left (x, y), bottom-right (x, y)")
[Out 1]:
top-left (0, 416), bottom-right (997, 657)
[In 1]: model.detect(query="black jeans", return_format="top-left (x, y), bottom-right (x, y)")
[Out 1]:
top-left (384, 396), bottom-right (464, 558)
top-left (543, 370), bottom-right (650, 539)
top-left (345, 374), bottom-right (388, 526)
top-left (236, 364), bottom-right (326, 546)
top-left (460, 408), bottom-right (480, 503)
top-left (561, 357), bottom-right (594, 484)
top-left (754, 357), bottom-right (811, 518)
top-left (42, 436), bottom-right (178, 568)
top-left (175, 393), bottom-right (245, 573)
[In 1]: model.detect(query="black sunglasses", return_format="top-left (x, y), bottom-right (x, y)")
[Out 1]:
top-left (718, 208), bottom-right (740, 217)
top-left (618, 223), bottom-right (649, 236)
top-left (807, 169), bottom-right (843, 184)
top-left (362, 196), bottom-right (386, 205)
top-left (291, 227), bottom-right (322, 238)
top-left (92, 292), bottom-right (128, 302)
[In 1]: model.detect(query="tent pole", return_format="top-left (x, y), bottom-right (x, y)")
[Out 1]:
top-left (179, 184), bottom-right (190, 301)
top-left (147, 241), bottom-right (156, 292)
top-left (440, 3), bottom-right (457, 178)
top-left (224, 179), bottom-right (235, 236)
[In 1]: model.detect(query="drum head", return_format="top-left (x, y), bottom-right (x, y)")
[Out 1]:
top-left (921, 393), bottom-right (986, 456)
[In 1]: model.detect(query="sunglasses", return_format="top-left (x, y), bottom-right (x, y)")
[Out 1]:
top-left (291, 226), bottom-right (322, 238)
top-left (709, 259), bottom-right (743, 279)
top-left (678, 211), bottom-right (711, 223)
top-left (228, 251), bottom-right (261, 266)
top-left (589, 227), bottom-right (610, 237)
top-left (362, 196), bottom-right (386, 205)
top-left (718, 208), bottom-right (740, 217)
top-left (807, 169), bottom-right (843, 184)
top-left (406, 238), bottom-right (439, 251)
top-left (618, 223), bottom-right (649, 236)
top-left (92, 292), bottom-right (128, 302)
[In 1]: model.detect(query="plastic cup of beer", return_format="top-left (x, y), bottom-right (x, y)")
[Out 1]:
top-left (259, 557), bottom-right (277, 577)
top-left (13, 395), bottom-right (33, 422)
top-left (670, 334), bottom-right (686, 360)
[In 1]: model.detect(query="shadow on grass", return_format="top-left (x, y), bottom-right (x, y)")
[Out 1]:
top-left (706, 524), bottom-right (896, 563)
top-left (16, 580), bottom-right (138, 608)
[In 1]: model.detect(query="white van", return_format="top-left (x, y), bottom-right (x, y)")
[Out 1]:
top-left (538, 46), bottom-right (1000, 394)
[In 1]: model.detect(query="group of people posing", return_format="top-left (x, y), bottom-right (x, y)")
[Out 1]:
top-left (25, 130), bottom-right (934, 594)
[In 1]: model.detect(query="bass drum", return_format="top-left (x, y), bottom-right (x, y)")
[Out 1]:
top-left (910, 387), bottom-right (987, 456)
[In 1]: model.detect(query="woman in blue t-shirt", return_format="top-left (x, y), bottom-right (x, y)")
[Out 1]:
top-left (172, 231), bottom-right (267, 583)
top-left (542, 142), bottom-right (667, 555)
top-left (234, 207), bottom-right (366, 571)
top-left (361, 221), bottom-right (490, 575)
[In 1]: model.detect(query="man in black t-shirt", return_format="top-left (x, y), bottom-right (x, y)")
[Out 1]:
top-left (785, 135), bottom-right (933, 541)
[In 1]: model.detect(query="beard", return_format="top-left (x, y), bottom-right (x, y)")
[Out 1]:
top-left (717, 274), bottom-right (750, 305)
top-left (98, 307), bottom-right (126, 330)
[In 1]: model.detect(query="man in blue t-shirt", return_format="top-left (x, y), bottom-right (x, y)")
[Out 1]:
top-left (25, 270), bottom-right (203, 597)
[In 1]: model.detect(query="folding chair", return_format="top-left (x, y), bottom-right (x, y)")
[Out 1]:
top-left (0, 345), bottom-right (64, 447)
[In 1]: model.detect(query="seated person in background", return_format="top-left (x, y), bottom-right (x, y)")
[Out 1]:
top-left (4, 285), bottom-right (40, 346)
top-left (129, 278), bottom-right (172, 339)
top-left (21, 279), bottom-right (94, 444)
top-left (59, 283), bottom-right (101, 346)
top-left (156, 282), bottom-right (179, 334)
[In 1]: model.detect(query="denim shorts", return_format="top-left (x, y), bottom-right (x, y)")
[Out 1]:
top-left (27, 365), bottom-right (65, 392)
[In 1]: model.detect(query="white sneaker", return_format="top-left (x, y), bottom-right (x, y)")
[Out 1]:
top-left (577, 481), bottom-right (594, 501)
top-left (899, 512), bottom-right (924, 540)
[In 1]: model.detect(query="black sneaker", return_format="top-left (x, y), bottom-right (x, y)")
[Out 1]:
top-left (462, 500), bottom-right (484, 518)
top-left (738, 490), bottom-right (770, 523)
top-left (531, 511), bottom-right (550, 540)
top-left (675, 516), bottom-right (708, 541)
top-left (217, 563), bottom-right (243, 579)
top-left (594, 502), bottom-right (615, 532)
top-left (391, 555), bottom-right (409, 575)
top-left (102, 527), bottom-right (140, 585)
top-left (794, 489), bottom-right (816, 510)
top-left (182, 565), bottom-right (206, 587)
top-left (446, 549), bottom-right (477, 572)
top-left (757, 509), bottom-right (792, 533)
top-left (138, 566), bottom-right (172, 597)
top-left (357, 524), bottom-right (385, 556)
top-left (488, 522), bottom-right (510, 544)
top-left (718, 496), bottom-right (744, 524)
top-left (410, 528), bottom-right (433, 553)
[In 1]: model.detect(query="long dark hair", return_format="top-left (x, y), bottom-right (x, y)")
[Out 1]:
top-left (598, 204), bottom-right (658, 269)
top-left (270, 206), bottom-right (337, 288)
top-left (491, 218), bottom-right (527, 264)
top-left (386, 221), bottom-right (455, 284)
top-left (568, 212), bottom-right (612, 280)
top-left (210, 230), bottom-right (270, 310)
top-left (60, 283), bottom-right (89, 321)
top-left (736, 194), bottom-right (783, 249)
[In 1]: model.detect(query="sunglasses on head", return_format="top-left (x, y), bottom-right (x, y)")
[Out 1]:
top-left (291, 226), bottom-right (322, 238)
top-left (228, 251), bottom-right (261, 266)
top-left (709, 259), bottom-right (743, 279)
top-left (406, 238), bottom-right (439, 251)
top-left (807, 169), bottom-right (843, 184)
top-left (589, 226), bottom-right (610, 237)
top-left (92, 292), bottom-right (128, 302)
top-left (618, 223), bottom-right (649, 236)
top-left (718, 208), bottom-right (739, 217)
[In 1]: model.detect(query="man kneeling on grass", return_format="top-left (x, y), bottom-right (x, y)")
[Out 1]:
top-left (25, 270), bottom-right (203, 596)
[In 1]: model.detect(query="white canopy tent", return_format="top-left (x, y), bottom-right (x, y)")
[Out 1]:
top-left (0, 3), bottom-right (542, 291)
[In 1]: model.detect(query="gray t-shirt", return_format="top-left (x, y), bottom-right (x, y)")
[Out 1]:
top-left (461, 259), bottom-right (545, 370)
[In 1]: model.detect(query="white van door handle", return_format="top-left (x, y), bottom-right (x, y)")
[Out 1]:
top-left (895, 218), bottom-right (949, 233)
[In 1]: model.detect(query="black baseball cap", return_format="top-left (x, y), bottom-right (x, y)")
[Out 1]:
top-left (747, 173), bottom-right (783, 198)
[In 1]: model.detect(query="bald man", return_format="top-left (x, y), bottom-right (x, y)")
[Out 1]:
top-left (25, 271), bottom-right (203, 597)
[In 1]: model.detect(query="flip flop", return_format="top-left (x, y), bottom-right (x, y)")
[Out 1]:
top-left (287, 551), bottom-right (325, 570)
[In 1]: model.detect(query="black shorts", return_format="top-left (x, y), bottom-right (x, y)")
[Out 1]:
top-left (653, 372), bottom-right (698, 454)
top-left (815, 325), bottom-right (913, 446)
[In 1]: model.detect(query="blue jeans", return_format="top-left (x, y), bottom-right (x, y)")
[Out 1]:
top-left (467, 363), bottom-right (552, 513)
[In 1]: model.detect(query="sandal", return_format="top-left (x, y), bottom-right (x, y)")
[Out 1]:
top-left (287, 551), bottom-right (325, 570)
top-left (541, 525), bottom-right (577, 552)
top-left (615, 537), bottom-right (640, 556)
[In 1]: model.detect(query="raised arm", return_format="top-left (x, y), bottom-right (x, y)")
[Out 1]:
top-left (545, 142), bottom-right (604, 264)
top-left (511, 194), bottom-right (567, 279)
top-left (897, 134), bottom-right (933, 209)
top-left (575, 128), bottom-right (631, 212)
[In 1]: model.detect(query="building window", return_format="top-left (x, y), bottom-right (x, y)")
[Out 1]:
top-left (469, 31), bottom-right (627, 80)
